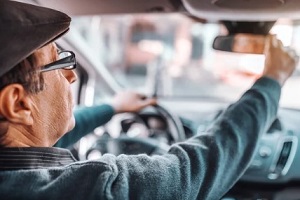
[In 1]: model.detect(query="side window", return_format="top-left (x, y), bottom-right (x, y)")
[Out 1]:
top-left (71, 64), bottom-right (88, 105)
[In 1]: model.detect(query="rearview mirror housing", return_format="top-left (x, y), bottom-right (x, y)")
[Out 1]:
top-left (213, 33), bottom-right (266, 54)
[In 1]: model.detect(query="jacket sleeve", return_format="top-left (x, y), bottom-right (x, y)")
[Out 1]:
top-left (54, 104), bottom-right (115, 148)
top-left (96, 77), bottom-right (281, 200)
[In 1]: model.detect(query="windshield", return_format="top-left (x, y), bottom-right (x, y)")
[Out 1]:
top-left (71, 14), bottom-right (300, 109)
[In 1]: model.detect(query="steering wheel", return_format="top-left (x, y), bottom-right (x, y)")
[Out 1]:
top-left (85, 103), bottom-right (186, 159)
top-left (121, 103), bottom-right (186, 143)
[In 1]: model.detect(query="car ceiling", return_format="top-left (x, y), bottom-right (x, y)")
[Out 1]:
top-left (25, 0), bottom-right (300, 21)
top-left (29, 0), bottom-right (185, 15)
top-left (183, 0), bottom-right (300, 21)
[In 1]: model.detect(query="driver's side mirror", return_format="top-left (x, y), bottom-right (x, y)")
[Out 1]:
top-left (213, 33), bottom-right (266, 54)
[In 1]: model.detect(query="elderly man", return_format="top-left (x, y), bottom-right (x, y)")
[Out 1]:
top-left (0, 1), bottom-right (298, 200)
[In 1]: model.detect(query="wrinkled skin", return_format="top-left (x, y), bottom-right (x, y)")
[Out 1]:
top-left (0, 43), bottom-right (77, 147)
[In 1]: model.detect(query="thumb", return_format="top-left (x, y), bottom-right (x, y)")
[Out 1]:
top-left (139, 98), bottom-right (157, 108)
top-left (264, 34), bottom-right (273, 55)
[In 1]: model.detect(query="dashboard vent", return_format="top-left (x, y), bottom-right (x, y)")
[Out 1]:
top-left (276, 141), bottom-right (292, 172)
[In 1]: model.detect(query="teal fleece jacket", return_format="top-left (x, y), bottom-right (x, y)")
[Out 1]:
top-left (0, 77), bottom-right (281, 200)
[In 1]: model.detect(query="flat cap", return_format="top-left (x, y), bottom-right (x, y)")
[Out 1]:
top-left (0, 0), bottom-right (71, 76)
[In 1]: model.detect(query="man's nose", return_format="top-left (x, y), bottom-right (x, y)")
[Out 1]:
top-left (62, 69), bottom-right (78, 84)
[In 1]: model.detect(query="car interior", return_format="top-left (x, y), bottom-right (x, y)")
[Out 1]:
top-left (20, 0), bottom-right (300, 199)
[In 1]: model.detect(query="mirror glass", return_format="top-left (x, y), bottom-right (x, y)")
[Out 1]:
top-left (213, 33), bottom-right (266, 54)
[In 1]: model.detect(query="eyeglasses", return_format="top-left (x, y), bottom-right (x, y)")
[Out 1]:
top-left (40, 50), bottom-right (77, 73)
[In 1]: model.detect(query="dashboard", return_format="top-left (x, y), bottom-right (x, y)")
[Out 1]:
top-left (225, 108), bottom-right (300, 199)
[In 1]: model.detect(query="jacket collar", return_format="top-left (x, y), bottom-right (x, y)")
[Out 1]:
top-left (0, 147), bottom-right (76, 170)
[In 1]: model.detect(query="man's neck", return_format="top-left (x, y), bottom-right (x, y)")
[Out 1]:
top-left (4, 126), bottom-right (51, 147)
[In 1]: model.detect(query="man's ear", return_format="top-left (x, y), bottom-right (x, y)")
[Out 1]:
top-left (0, 84), bottom-right (34, 125)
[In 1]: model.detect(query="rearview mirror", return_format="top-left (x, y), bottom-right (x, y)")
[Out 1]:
top-left (213, 34), bottom-right (266, 54)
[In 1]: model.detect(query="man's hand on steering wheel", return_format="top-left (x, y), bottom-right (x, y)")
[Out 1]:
top-left (111, 90), bottom-right (185, 143)
top-left (111, 91), bottom-right (157, 113)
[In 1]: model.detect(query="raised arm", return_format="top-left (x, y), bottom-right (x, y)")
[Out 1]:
top-left (93, 35), bottom-right (298, 199)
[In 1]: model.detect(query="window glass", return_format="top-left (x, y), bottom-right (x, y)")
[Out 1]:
top-left (71, 14), bottom-right (300, 109)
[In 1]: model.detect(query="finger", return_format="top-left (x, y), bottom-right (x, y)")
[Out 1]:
top-left (295, 56), bottom-right (300, 65)
top-left (277, 38), bottom-right (284, 49)
top-left (287, 48), bottom-right (297, 57)
top-left (148, 98), bottom-right (157, 105)
top-left (284, 47), bottom-right (299, 61)
top-left (270, 34), bottom-right (284, 50)
top-left (138, 94), bottom-right (147, 100)
top-left (292, 53), bottom-right (300, 64)
top-left (140, 98), bottom-right (157, 107)
top-left (264, 34), bottom-right (272, 54)
top-left (271, 35), bottom-right (278, 48)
